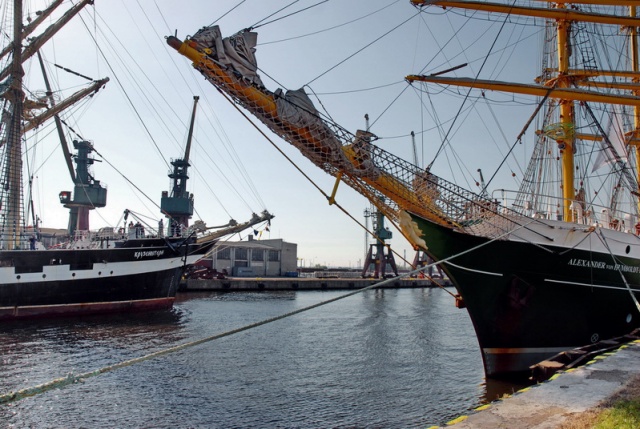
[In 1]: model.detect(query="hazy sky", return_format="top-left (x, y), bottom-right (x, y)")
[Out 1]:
top-left (10, 0), bottom-right (540, 267)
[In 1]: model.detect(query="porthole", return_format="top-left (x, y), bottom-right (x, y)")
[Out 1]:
top-left (626, 245), bottom-right (631, 254)
top-left (72, 273), bottom-right (76, 277)
top-left (42, 274), bottom-right (46, 279)
top-left (98, 271), bottom-right (102, 275)
top-left (627, 314), bottom-right (633, 324)
top-left (16, 275), bottom-right (20, 280)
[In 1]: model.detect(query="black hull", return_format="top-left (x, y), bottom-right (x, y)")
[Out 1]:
top-left (409, 213), bottom-right (640, 377)
top-left (0, 238), bottom-right (214, 320)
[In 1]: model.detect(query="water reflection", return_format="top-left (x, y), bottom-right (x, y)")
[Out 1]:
top-left (0, 288), bottom-right (528, 428)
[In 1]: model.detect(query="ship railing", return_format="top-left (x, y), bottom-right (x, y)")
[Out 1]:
top-left (0, 233), bottom-right (33, 250)
top-left (494, 188), bottom-right (640, 233)
top-left (66, 229), bottom-right (127, 249)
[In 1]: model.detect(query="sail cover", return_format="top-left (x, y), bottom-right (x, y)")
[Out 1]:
top-left (190, 25), bottom-right (263, 87)
top-left (274, 88), bottom-right (322, 129)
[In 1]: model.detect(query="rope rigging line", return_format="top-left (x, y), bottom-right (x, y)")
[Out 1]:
top-left (214, 80), bottom-right (557, 269)
top-left (313, 80), bottom-right (404, 96)
top-left (0, 217), bottom-right (534, 406)
top-left (596, 229), bottom-right (640, 314)
top-left (306, 11), bottom-right (419, 86)
top-left (424, 0), bottom-right (519, 170)
top-left (583, 100), bottom-right (639, 195)
top-left (557, 225), bottom-right (597, 256)
top-left (209, 0), bottom-right (248, 27)
top-left (258, 1), bottom-right (401, 46)
top-left (213, 87), bottom-right (426, 267)
top-left (252, 0), bottom-right (328, 30)
top-left (154, 21), bottom-right (268, 213)
top-left (482, 87), bottom-right (554, 194)
top-left (76, 11), bottom-right (170, 171)
top-left (90, 4), bottom-right (268, 220)
top-left (90, 147), bottom-right (174, 226)
top-left (368, 79), bottom-right (413, 131)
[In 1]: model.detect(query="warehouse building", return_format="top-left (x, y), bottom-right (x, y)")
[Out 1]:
top-left (204, 236), bottom-right (297, 277)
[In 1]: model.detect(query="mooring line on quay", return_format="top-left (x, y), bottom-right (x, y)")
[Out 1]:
top-left (0, 222), bottom-right (530, 406)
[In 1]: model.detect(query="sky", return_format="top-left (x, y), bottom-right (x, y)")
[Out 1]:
top-left (6, 0), bottom-right (542, 268)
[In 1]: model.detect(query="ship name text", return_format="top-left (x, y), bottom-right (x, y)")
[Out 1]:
top-left (134, 250), bottom-right (165, 259)
top-left (568, 258), bottom-right (640, 273)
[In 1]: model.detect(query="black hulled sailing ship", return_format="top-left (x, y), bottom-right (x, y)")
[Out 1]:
top-left (168, 1), bottom-right (640, 377)
top-left (0, 0), bottom-right (272, 320)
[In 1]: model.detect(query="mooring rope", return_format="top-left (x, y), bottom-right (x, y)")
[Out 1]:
top-left (0, 219), bottom-right (533, 406)
top-left (596, 229), bottom-right (640, 314)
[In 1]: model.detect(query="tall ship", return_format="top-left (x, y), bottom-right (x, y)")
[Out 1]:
top-left (0, 0), bottom-right (272, 320)
top-left (168, 1), bottom-right (640, 377)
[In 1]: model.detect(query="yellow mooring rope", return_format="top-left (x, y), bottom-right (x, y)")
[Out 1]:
top-left (0, 221), bottom-right (530, 406)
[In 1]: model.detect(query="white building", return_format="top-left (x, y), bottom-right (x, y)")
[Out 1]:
top-left (206, 236), bottom-right (297, 277)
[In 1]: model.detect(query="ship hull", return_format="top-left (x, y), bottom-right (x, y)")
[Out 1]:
top-left (408, 212), bottom-right (640, 378)
top-left (0, 238), bottom-right (214, 320)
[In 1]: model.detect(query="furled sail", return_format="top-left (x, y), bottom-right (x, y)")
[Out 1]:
top-left (167, 27), bottom-right (518, 247)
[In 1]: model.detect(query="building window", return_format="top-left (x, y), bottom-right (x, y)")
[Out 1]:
top-left (252, 249), bottom-right (264, 261)
top-left (217, 247), bottom-right (231, 259)
top-left (235, 248), bottom-right (248, 260)
top-left (268, 250), bottom-right (280, 262)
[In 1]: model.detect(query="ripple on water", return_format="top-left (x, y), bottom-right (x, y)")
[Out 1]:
top-left (0, 288), bottom-right (525, 428)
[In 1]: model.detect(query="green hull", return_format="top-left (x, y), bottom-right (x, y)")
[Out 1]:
top-left (409, 212), bottom-right (640, 377)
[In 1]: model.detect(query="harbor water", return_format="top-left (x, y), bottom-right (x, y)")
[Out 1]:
top-left (0, 287), bottom-right (525, 428)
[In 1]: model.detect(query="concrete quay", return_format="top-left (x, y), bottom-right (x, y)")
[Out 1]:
top-left (183, 277), bottom-right (449, 291)
top-left (434, 340), bottom-right (640, 429)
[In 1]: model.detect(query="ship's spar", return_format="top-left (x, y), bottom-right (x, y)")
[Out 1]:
top-left (1, 0), bottom-right (104, 248)
top-left (167, 1), bottom-right (640, 377)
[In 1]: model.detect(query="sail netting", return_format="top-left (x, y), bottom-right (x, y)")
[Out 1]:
top-left (169, 27), bottom-right (525, 246)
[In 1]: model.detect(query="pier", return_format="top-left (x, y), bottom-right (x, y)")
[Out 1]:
top-left (183, 276), bottom-right (449, 291)
top-left (434, 340), bottom-right (640, 429)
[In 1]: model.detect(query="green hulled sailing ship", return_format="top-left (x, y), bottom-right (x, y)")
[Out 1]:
top-left (169, 0), bottom-right (640, 377)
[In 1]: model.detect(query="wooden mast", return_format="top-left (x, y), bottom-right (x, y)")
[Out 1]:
top-left (5, 0), bottom-right (25, 249)
top-left (0, 0), bottom-right (94, 82)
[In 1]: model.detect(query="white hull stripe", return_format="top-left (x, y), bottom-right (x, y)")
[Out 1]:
top-left (444, 261), bottom-right (503, 277)
top-left (0, 255), bottom-right (197, 285)
top-left (544, 278), bottom-right (640, 293)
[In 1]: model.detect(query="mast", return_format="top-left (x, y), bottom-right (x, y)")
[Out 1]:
top-left (3, 0), bottom-right (25, 249)
top-left (22, 77), bottom-right (108, 133)
top-left (410, 0), bottom-right (640, 222)
top-left (0, 0), bottom-right (94, 82)
top-left (0, 0), bottom-right (64, 63)
top-left (556, 3), bottom-right (576, 221)
top-left (629, 5), bottom-right (640, 213)
top-left (36, 50), bottom-right (76, 182)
